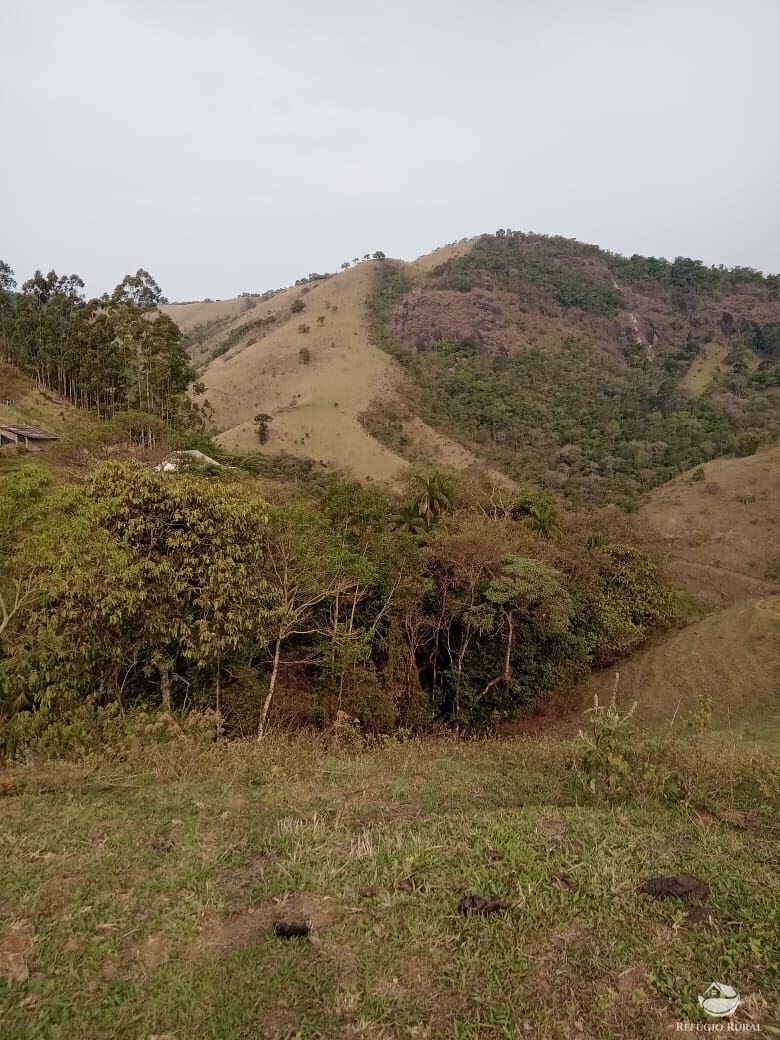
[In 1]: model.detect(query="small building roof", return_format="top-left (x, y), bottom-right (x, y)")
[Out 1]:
top-left (0, 423), bottom-right (58, 440)
top-left (154, 449), bottom-right (222, 472)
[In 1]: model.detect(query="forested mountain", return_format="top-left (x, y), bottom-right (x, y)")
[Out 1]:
top-left (368, 232), bottom-right (780, 507)
top-left (170, 233), bottom-right (780, 510)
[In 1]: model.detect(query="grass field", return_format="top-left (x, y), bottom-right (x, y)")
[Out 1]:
top-left (1, 731), bottom-right (777, 1039)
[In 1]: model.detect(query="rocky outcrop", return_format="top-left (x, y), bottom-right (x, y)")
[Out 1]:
top-left (394, 290), bottom-right (505, 352)
top-left (720, 310), bottom-right (760, 340)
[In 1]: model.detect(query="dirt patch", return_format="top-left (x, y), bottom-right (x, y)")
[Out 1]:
top-left (194, 893), bottom-right (335, 958)
top-left (197, 904), bottom-right (277, 956)
top-left (255, 1007), bottom-right (300, 1040)
top-left (133, 934), bottom-right (173, 973)
top-left (0, 921), bottom-right (32, 985)
top-left (281, 893), bottom-right (335, 931)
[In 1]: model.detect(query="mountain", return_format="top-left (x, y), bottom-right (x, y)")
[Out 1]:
top-left (166, 232), bottom-right (780, 507)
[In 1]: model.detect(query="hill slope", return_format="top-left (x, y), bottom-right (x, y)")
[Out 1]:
top-left (166, 233), bottom-right (780, 496)
top-left (375, 233), bottom-right (780, 506)
top-left (640, 446), bottom-right (780, 605)
top-left (584, 595), bottom-right (780, 743)
top-left (165, 258), bottom-right (481, 481)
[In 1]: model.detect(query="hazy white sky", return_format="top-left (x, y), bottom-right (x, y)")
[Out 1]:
top-left (2, 0), bottom-right (779, 300)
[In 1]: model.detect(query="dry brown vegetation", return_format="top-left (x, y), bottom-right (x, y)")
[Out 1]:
top-left (641, 446), bottom-right (780, 605)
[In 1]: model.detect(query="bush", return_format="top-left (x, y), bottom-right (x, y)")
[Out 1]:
top-left (291, 298), bottom-right (306, 314)
top-left (299, 346), bottom-right (312, 365)
top-left (735, 431), bottom-right (760, 457)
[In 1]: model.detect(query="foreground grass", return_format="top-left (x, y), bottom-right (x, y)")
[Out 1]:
top-left (0, 735), bottom-right (778, 1039)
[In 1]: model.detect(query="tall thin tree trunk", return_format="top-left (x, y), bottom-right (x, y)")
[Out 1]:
top-left (257, 633), bottom-right (282, 741)
top-left (159, 663), bottom-right (172, 712)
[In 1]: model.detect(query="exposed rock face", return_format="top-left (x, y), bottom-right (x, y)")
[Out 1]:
top-left (720, 310), bottom-right (761, 341)
top-left (394, 290), bottom-right (504, 351)
top-left (642, 319), bottom-right (661, 346)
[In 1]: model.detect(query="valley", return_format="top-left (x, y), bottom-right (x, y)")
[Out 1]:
top-left (1, 231), bottom-right (778, 1039)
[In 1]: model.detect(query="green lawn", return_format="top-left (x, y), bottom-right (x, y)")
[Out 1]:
top-left (0, 735), bottom-right (777, 1039)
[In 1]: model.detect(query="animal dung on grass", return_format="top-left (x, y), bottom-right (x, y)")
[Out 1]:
top-left (274, 920), bottom-right (310, 939)
top-left (458, 895), bottom-right (511, 916)
top-left (639, 875), bottom-right (709, 902)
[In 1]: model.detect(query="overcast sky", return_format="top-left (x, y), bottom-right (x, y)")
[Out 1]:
top-left (2, 0), bottom-right (779, 301)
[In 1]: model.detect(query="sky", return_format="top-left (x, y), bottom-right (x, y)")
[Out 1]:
top-left (2, 0), bottom-right (779, 301)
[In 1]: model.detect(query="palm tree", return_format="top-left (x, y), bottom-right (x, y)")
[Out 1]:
top-left (411, 471), bottom-right (453, 528)
top-left (522, 496), bottom-right (560, 539)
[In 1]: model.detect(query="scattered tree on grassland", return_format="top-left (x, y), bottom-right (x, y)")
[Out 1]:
top-left (254, 412), bottom-right (273, 444)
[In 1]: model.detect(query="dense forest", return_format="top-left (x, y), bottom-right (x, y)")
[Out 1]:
top-left (0, 453), bottom-right (680, 750)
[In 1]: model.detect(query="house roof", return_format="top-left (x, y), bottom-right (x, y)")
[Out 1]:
top-left (154, 449), bottom-right (222, 472)
top-left (0, 423), bottom-right (58, 440)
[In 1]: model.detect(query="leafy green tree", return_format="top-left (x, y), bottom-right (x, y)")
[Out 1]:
top-left (4, 463), bottom-right (274, 713)
top-left (510, 491), bottom-right (561, 539)
top-left (256, 505), bottom-right (377, 738)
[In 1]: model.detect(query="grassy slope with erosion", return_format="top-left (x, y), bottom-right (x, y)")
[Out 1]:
top-left (1, 732), bottom-right (777, 1040)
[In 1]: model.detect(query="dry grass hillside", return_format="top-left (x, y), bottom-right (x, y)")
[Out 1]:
top-left (584, 596), bottom-right (780, 743)
top-left (577, 448), bottom-right (780, 741)
top-left (165, 257), bottom-right (487, 481)
top-left (640, 446), bottom-right (780, 605)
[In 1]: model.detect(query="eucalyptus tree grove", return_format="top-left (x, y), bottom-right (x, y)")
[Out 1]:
top-left (0, 263), bottom-right (192, 420)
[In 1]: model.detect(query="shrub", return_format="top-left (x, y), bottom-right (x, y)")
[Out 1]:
top-left (298, 323), bottom-right (310, 334)
top-left (291, 298), bottom-right (306, 314)
top-left (299, 346), bottom-right (312, 365)
top-left (735, 431), bottom-right (760, 457)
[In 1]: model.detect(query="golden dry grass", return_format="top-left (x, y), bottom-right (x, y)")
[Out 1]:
top-left (583, 595), bottom-right (780, 742)
top-left (169, 256), bottom-right (484, 483)
top-left (199, 263), bottom-right (406, 480)
top-left (679, 342), bottom-right (760, 397)
top-left (161, 296), bottom-right (249, 334)
top-left (640, 446), bottom-right (780, 604)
